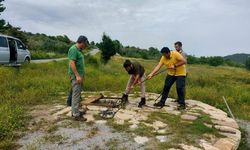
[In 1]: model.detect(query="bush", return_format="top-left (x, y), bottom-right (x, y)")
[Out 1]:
top-left (246, 57), bottom-right (250, 70)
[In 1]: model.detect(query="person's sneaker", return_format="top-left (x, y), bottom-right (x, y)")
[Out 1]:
top-left (74, 116), bottom-right (87, 122)
top-left (138, 98), bottom-right (146, 108)
top-left (177, 104), bottom-right (186, 110)
top-left (154, 101), bottom-right (165, 108)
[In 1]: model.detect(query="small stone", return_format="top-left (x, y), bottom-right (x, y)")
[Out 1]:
top-left (153, 121), bottom-right (168, 129)
top-left (181, 114), bottom-right (198, 121)
top-left (95, 120), bottom-right (107, 124)
top-left (134, 136), bottom-right (149, 144)
top-left (156, 136), bottom-right (167, 142)
top-left (157, 129), bottom-right (166, 134)
top-left (85, 115), bottom-right (95, 122)
top-left (129, 124), bottom-right (138, 129)
top-left (52, 107), bottom-right (71, 117)
top-left (204, 123), bottom-right (213, 128)
top-left (180, 144), bottom-right (202, 150)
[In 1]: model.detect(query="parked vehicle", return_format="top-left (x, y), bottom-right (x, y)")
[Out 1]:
top-left (0, 34), bottom-right (31, 64)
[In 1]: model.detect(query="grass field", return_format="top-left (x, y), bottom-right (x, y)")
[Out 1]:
top-left (0, 55), bottom-right (250, 148)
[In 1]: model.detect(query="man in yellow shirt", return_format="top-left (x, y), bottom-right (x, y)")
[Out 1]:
top-left (147, 47), bottom-right (187, 110)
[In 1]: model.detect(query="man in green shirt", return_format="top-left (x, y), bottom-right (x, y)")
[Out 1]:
top-left (68, 35), bottom-right (89, 121)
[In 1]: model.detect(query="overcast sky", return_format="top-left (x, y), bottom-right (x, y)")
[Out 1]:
top-left (2, 0), bottom-right (250, 56)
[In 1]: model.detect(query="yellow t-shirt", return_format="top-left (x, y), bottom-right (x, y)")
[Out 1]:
top-left (159, 51), bottom-right (186, 76)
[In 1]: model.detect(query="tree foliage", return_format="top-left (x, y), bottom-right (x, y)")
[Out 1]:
top-left (0, 0), bottom-right (6, 31)
top-left (246, 57), bottom-right (250, 70)
top-left (98, 33), bottom-right (121, 64)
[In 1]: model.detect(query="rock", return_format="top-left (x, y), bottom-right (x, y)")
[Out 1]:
top-left (181, 114), bottom-right (198, 121)
top-left (156, 136), bottom-right (167, 142)
top-left (129, 124), bottom-right (138, 129)
top-left (134, 136), bottom-right (149, 145)
top-left (153, 121), bottom-right (168, 129)
top-left (186, 112), bottom-right (201, 117)
top-left (180, 144), bottom-right (202, 150)
top-left (213, 138), bottom-right (235, 150)
top-left (115, 119), bottom-right (125, 125)
top-left (114, 110), bottom-right (135, 120)
top-left (52, 107), bottom-right (71, 117)
top-left (214, 125), bottom-right (238, 134)
top-left (204, 123), bottom-right (213, 128)
top-left (157, 129), bottom-right (166, 134)
top-left (85, 114), bottom-right (95, 122)
top-left (95, 120), bottom-right (107, 124)
top-left (218, 132), bottom-right (241, 149)
top-left (199, 139), bottom-right (220, 150)
top-left (212, 119), bottom-right (239, 129)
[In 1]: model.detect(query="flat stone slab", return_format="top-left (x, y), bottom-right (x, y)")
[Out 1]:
top-left (134, 136), bottom-right (149, 145)
top-left (181, 114), bottom-right (198, 121)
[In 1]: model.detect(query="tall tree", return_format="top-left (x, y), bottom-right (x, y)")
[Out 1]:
top-left (0, 0), bottom-right (6, 31)
top-left (98, 33), bottom-right (120, 64)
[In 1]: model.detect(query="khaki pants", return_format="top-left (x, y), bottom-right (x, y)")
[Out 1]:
top-left (125, 74), bottom-right (145, 98)
top-left (71, 77), bottom-right (83, 117)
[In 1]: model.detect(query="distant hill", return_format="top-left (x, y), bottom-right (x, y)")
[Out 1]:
top-left (224, 53), bottom-right (250, 64)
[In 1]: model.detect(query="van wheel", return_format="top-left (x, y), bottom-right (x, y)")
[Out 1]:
top-left (24, 58), bottom-right (30, 64)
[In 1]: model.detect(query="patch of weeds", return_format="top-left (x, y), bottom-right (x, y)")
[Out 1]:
top-left (133, 123), bottom-right (156, 137)
top-left (46, 124), bottom-right (59, 133)
top-left (86, 121), bottom-right (95, 126)
top-left (93, 113), bottom-right (104, 120)
top-left (25, 144), bottom-right (38, 150)
top-left (105, 138), bottom-right (119, 149)
top-left (107, 119), bottom-right (131, 133)
top-left (146, 111), bottom-right (222, 148)
top-left (238, 127), bottom-right (250, 150)
top-left (87, 127), bottom-right (99, 138)
top-left (42, 134), bottom-right (67, 143)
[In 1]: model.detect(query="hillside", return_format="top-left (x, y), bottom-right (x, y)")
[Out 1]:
top-left (224, 53), bottom-right (250, 64)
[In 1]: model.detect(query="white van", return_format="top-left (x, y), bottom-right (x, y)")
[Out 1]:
top-left (0, 34), bottom-right (31, 64)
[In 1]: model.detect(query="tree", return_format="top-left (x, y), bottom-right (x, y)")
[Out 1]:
top-left (207, 56), bottom-right (224, 66)
top-left (246, 57), bottom-right (250, 70)
top-left (0, 0), bottom-right (6, 31)
top-left (3, 23), bottom-right (27, 44)
top-left (98, 33), bottom-right (120, 64)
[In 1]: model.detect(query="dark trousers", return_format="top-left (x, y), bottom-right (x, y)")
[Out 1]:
top-left (160, 75), bottom-right (186, 105)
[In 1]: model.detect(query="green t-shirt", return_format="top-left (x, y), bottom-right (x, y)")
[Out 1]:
top-left (68, 45), bottom-right (84, 78)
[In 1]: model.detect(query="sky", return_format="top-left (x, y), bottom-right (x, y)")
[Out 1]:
top-left (1, 0), bottom-right (250, 56)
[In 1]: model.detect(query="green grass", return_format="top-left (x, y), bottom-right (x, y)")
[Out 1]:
top-left (146, 112), bottom-right (221, 149)
top-left (0, 55), bottom-right (250, 148)
top-left (31, 50), bottom-right (66, 60)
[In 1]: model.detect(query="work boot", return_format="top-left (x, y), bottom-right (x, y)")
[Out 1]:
top-left (154, 101), bottom-right (165, 108)
top-left (121, 94), bottom-right (128, 104)
top-left (74, 115), bottom-right (87, 122)
top-left (138, 98), bottom-right (146, 108)
top-left (177, 104), bottom-right (186, 110)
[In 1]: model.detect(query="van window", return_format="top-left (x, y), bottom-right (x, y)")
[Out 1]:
top-left (16, 40), bottom-right (25, 50)
top-left (0, 36), bottom-right (8, 47)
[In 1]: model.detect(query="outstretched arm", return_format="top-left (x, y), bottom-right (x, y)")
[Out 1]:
top-left (147, 63), bottom-right (163, 79)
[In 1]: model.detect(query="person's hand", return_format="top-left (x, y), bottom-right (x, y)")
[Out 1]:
top-left (76, 75), bottom-right (82, 84)
top-left (147, 73), bottom-right (153, 80)
top-left (168, 65), bottom-right (176, 70)
top-left (129, 85), bottom-right (134, 90)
